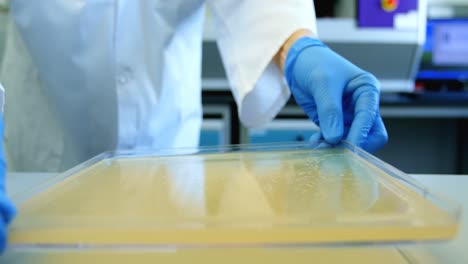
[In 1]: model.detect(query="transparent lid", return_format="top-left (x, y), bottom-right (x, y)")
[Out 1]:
top-left (8, 142), bottom-right (460, 248)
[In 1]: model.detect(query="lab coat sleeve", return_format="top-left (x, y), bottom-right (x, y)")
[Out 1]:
top-left (206, 0), bottom-right (317, 127)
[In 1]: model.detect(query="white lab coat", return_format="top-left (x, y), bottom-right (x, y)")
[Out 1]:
top-left (0, 0), bottom-right (317, 172)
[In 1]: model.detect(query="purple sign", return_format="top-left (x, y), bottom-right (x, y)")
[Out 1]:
top-left (358, 0), bottom-right (418, 28)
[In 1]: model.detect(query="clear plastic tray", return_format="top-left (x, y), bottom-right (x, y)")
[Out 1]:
top-left (7, 142), bottom-right (460, 248)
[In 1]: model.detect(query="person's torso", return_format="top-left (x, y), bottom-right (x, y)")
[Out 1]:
top-left (2, 0), bottom-right (205, 171)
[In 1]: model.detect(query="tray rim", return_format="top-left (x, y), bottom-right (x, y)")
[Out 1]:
top-left (8, 141), bottom-right (462, 248)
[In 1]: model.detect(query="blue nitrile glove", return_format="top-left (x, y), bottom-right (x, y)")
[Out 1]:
top-left (0, 116), bottom-right (16, 252)
top-left (285, 37), bottom-right (388, 152)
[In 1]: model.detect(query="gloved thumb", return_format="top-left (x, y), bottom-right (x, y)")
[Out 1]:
top-left (315, 92), bottom-right (344, 144)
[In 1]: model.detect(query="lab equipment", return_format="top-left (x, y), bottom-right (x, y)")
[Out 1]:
top-left (358, 0), bottom-right (418, 28)
top-left (0, 115), bottom-right (17, 252)
top-left (316, 0), bottom-right (427, 92)
top-left (417, 19), bottom-right (468, 81)
top-left (199, 105), bottom-right (231, 146)
top-left (200, 122), bottom-right (224, 146)
top-left (285, 37), bottom-right (387, 152)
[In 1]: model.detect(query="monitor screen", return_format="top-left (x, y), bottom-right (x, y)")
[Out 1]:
top-left (417, 19), bottom-right (468, 80)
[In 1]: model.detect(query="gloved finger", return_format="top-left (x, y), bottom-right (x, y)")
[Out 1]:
top-left (0, 193), bottom-right (16, 225)
top-left (317, 141), bottom-right (333, 149)
top-left (342, 125), bottom-right (351, 142)
top-left (346, 83), bottom-right (379, 148)
top-left (308, 131), bottom-right (335, 150)
top-left (310, 112), bottom-right (320, 126)
top-left (292, 88), bottom-right (320, 125)
top-left (308, 131), bottom-right (323, 147)
top-left (304, 105), bottom-right (320, 126)
top-left (362, 116), bottom-right (388, 153)
top-left (314, 88), bottom-right (344, 145)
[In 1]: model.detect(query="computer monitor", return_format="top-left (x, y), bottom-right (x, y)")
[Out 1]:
top-left (417, 19), bottom-right (468, 81)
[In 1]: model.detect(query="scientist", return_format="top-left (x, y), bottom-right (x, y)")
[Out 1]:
top-left (0, 0), bottom-right (387, 251)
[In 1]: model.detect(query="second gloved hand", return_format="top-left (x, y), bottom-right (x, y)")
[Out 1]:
top-left (0, 116), bottom-right (16, 252)
top-left (285, 37), bottom-right (388, 152)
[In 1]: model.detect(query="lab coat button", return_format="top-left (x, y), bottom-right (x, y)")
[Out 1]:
top-left (118, 75), bottom-right (128, 85)
top-left (117, 67), bottom-right (133, 85)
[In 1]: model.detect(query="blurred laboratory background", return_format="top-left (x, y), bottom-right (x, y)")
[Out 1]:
top-left (1, 0), bottom-right (467, 174)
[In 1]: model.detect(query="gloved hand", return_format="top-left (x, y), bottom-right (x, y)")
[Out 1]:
top-left (285, 37), bottom-right (388, 152)
top-left (0, 116), bottom-right (16, 252)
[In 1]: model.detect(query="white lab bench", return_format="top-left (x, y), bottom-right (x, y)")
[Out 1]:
top-left (4, 173), bottom-right (468, 263)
